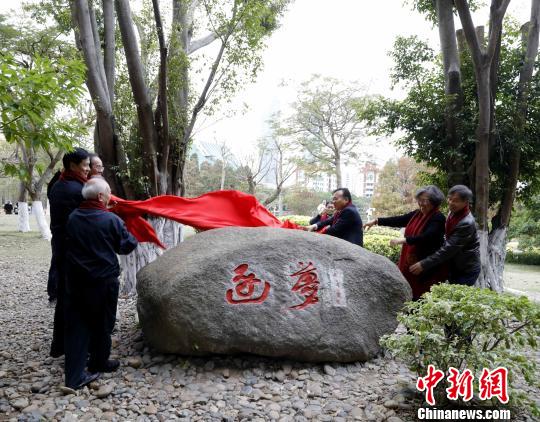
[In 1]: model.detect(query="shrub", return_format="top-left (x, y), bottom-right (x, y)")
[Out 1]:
top-left (381, 284), bottom-right (540, 416)
top-left (279, 215), bottom-right (312, 226)
top-left (364, 233), bottom-right (401, 263)
top-left (506, 250), bottom-right (540, 266)
top-left (366, 226), bottom-right (402, 237)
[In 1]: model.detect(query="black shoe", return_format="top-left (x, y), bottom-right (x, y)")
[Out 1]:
top-left (72, 372), bottom-right (100, 390)
top-left (88, 359), bottom-right (120, 373)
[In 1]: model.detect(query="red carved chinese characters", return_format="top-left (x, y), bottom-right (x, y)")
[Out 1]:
top-left (479, 367), bottom-right (509, 404)
top-left (446, 367), bottom-right (474, 402)
top-left (289, 262), bottom-right (320, 310)
top-left (416, 364), bottom-right (445, 406)
top-left (226, 263), bottom-right (271, 304)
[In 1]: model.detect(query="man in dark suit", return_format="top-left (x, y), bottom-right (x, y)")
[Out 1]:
top-left (306, 188), bottom-right (363, 246)
top-left (64, 178), bottom-right (138, 389)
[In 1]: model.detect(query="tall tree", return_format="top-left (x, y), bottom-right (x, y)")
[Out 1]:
top-left (453, 0), bottom-right (512, 289)
top-left (284, 75), bottom-right (369, 187)
top-left (69, 0), bottom-right (288, 199)
top-left (238, 138), bottom-right (273, 195)
top-left (0, 54), bottom-right (86, 239)
top-left (62, 0), bottom-right (289, 294)
top-left (373, 3), bottom-right (540, 290)
top-left (371, 157), bottom-right (429, 218)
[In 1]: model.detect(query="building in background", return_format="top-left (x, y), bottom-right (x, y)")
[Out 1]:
top-left (292, 161), bottom-right (379, 198)
top-left (357, 162), bottom-right (379, 197)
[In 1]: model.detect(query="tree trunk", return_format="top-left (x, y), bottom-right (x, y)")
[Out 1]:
top-left (247, 172), bottom-right (256, 195)
top-left (263, 183), bottom-right (283, 207)
top-left (220, 161), bottom-right (226, 190)
top-left (489, 2), bottom-right (540, 290)
top-left (17, 183), bottom-right (30, 233)
top-left (73, 0), bottom-right (131, 198)
top-left (473, 71), bottom-right (493, 290)
top-left (116, 0), bottom-right (160, 197)
top-left (335, 156), bottom-right (342, 187)
top-left (455, 0), bottom-right (511, 290)
top-left (119, 218), bottom-right (183, 296)
top-left (436, 0), bottom-right (465, 186)
top-left (30, 200), bottom-right (51, 241)
top-left (167, 0), bottom-right (191, 196)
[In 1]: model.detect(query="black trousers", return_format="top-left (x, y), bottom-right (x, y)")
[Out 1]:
top-left (50, 237), bottom-right (66, 358)
top-left (64, 273), bottom-right (119, 388)
top-left (47, 254), bottom-right (58, 300)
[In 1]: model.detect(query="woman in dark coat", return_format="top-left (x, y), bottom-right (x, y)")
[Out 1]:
top-left (49, 148), bottom-right (90, 357)
top-left (364, 185), bottom-right (447, 300)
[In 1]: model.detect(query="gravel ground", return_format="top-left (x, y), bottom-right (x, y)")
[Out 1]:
top-left (0, 216), bottom-right (539, 421)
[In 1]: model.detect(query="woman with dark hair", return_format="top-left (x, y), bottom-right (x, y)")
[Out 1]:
top-left (364, 185), bottom-right (447, 300)
top-left (49, 148), bottom-right (90, 359)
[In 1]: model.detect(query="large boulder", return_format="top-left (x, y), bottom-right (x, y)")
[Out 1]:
top-left (137, 227), bottom-right (412, 362)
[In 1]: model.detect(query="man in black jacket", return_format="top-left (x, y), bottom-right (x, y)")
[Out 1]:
top-left (64, 178), bottom-right (138, 389)
top-left (410, 185), bottom-right (480, 286)
top-left (307, 188), bottom-right (363, 246)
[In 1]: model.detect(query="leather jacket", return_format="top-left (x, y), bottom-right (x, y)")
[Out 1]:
top-left (420, 212), bottom-right (480, 276)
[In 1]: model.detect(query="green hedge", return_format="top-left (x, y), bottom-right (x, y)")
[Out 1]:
top-left (506, 250), bottom-right (540, 266)
top-left (279, 215), bottom-right (312, 226)
top-left (364, 234), bottom-right (401, 263)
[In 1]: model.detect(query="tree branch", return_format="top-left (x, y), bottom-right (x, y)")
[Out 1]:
top-left (187, 32), bottom-right (218, 55)
top-left (455, 0), bottom-right (485, 67)
top-left (102, 0), bottom-right (115, 105)
top-left (486, 0), bottom-right (511, 61)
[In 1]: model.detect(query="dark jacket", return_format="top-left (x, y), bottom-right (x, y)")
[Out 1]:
top-left (420, 212), bottom-right (480, 276)
top-left (49, 179), bottom-right (84, 239)
top-left (49, 179), bottom-right (85, 261)
top-left (66, 208), bottom-right (138, 279)
top-left (309, 213), bottom-right (332, 225)
top-left (378, 211), bottom-right (446, 261)
top-left (316, 204), bottom-right (363, 246)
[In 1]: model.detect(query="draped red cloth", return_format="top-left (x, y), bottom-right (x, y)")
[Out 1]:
top-left (109, 190), bottom-right (302, 249)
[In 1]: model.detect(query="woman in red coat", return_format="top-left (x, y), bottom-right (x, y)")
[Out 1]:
top-left (364, 185), bottom-right (447, 300)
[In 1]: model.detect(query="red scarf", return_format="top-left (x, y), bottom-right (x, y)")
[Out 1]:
top-left (398, 208), bottom-right (439, 275)
top-left (59, 169), bottom-right (87, 185)
top-left (445, 205), bottom-right (470, 235)
top-left (79, 199), bottom-right (109, 212)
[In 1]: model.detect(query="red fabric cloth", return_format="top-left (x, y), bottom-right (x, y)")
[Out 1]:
top-left (109, 190), bottom-right (302, 248)
top-left (445, 204), bottom-right (470, 235)
top-left (59, 169), bottom-right (87, 185)
top-left (79, 199), bottom-right (109, 212)
top-left (398, 208), bottom-right (443, 300)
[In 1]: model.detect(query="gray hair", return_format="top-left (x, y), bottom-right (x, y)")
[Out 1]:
top-left (415, 185), bottom-right (445, 207)
top-left (448, 185), bottom-right (473, 202)
top-left (82, 178), bottom-right (110, 200)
